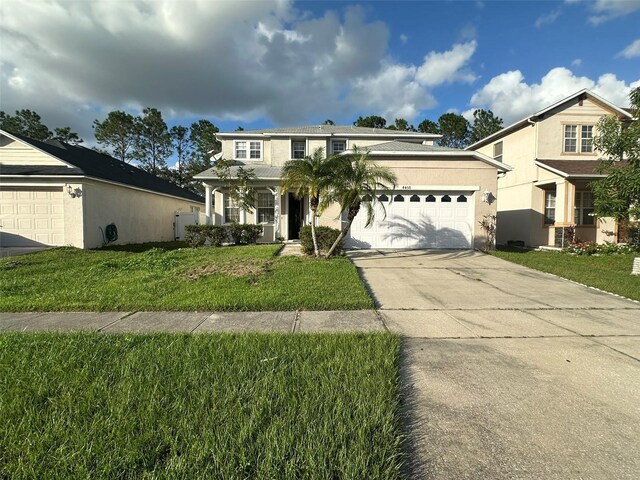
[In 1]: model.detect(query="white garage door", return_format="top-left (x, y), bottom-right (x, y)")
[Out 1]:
top-left (0, 187), bottom-right (65, 247)
top-left (347, 192), bottom-right (473, 249)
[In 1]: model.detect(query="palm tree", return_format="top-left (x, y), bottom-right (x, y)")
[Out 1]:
top-left (325, 147), bottom-right (397, 258)
top-left (281, 147), bottom-right (338, 256)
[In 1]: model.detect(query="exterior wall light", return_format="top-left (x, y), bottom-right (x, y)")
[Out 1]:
top-left (482, 190), bottom-right (494, 204)
top-left (66, 184), bottom-right (82, 198)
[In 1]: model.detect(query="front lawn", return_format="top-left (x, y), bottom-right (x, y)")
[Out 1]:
top-left (0, 332), bottom-right (403, 479)
top-left (491, 249), bottom-right (640, 301)
top-left (0, 243), bottom-right (373, 311)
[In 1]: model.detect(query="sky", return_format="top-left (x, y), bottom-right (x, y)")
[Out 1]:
top-left (1, 0), bottom-right (639, 146)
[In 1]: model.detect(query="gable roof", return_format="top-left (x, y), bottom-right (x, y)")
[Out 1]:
top-left (1, 130), bottom-right (204, 203)
top-left (466, 89), bottom-right (633, 151)
top-left (216, 124), bottom-right (441, 139)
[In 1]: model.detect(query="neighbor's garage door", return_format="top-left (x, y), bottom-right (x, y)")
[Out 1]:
top-left (346, 192), bottom-right (473, 249)
top-left (0, 187), bottom-right (65, 247)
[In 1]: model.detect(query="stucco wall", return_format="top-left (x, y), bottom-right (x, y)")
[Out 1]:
top-left (82, 180), bottom-right (203, 249)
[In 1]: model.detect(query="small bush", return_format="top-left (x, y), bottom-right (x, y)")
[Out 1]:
top-left (300, 225), bottom-right (343, 256)
top-left (183, 224), bottom-right (263, 248)
top-left (562, 241), bottom-right (639, 256)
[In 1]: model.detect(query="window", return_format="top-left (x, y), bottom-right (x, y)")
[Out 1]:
top-left (378, 194), bottom-right (389, 202)
top-left (581, 126), bottom-right (593, 153)
top-left (425, 195), bottom-right (436, 202)
top-left (235, 140), bottom-right (262, 160)
top-left (456, 195), bottom-right (467, 203)
top-left (493, 142), bottom-right (503, 162)
top-left (574, 191), bottom-right (595, 225)
top-left (564, 125), bottom-right (594, 153)
top-left (331, 140), bottom-right (346, 153)
top-left (362, 194), bottom-right (372, 201)
top-left (410, 194), bottom-right (420, 202)
top-left (292, 140), bottom-right (306, 159)
top-left (224, 195), bottom-right (240, 223)
top-left (544, 191), bottom-right (556, 225)
top-left (235, 141), bottom-right (247, 159)
top-left (257, 192), bottom-right (274, 223)
top-left (441, 195), bottom-right (451, 202)
top-left (393, 194), bottom-right (405, 202)
top-left (190, 206), bottom-right (201, 214)
top-left (249, 141), bottom-right (261, 159)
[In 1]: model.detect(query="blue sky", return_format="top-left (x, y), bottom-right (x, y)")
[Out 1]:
top-left (1, 0), bottom-right (638, 143)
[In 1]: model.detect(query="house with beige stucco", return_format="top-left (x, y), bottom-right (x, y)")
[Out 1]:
top-left (467, 89), bottom-right (633, 248)
top-left (194, 125), bottom-right (511, 250)
top-left (0, 129), bottom-right (204, 249)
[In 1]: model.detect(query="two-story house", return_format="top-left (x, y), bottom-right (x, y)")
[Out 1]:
top-left (194, 125), bottom-right (511, 250)
top-left (468, 89), bottom-right (633, 248)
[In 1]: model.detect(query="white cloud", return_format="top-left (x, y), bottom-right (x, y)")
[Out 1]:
top-left (618, 39), bottom-right (640, 58)
top-left (416, 40), bottom-right (477, 87)
top-left (0, 1), bottom-right (479, 136)
top-left (535, 9), bottom-right (562, 28)
top-left (571, 58), bottom-right (583, 67)
top-left (567, 0), bottom-right (640, 25)
top-left (399, 34), bottom-right (408, 44)
top-left (468, 67), bottom-right (639, 124)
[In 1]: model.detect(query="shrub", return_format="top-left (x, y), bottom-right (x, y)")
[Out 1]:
top-left (208, 226), bottom-right (227, 247)
top-left (562, 241), bottom-right (639, 256)
top-left (241, 224), bottom-right (263, 244)
top-left (226, 223), bottom-right (244, 245)
top-left (185, 225), bottom-right (207, 248)
top-left (300, 225), bottom-right (343, 256)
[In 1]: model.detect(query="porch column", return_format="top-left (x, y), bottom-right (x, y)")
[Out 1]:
top-left (268, 187), bottom-right (281, 241)
top-left (553, 180), bottom-right (575, 247)
top-left (205, 184), bottom-right (212, 225)
top-left (239, 208), bottom-right (246, 224)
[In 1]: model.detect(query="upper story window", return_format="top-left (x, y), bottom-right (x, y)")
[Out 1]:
top-left (493, 141), bottom-right (503, 162)
top-left (292, 140), bottom-right (306, 159)
top-left (563, 125), bottom-right (594, 154)
top-left (234, 140), bottom-right (262, 160)
top-left (574, 191), bottom-right (595, 225)
top-left (331, 140), bottom-right (347, 154)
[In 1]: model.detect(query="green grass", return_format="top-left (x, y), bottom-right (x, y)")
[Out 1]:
top-left (0, 332), bottom-right (403, 479)
top-left (0, 243), bottom-right (373, 311)
top-left (491, 249), bottom-right (640, 301)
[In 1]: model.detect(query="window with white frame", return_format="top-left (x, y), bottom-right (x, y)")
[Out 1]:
top-left (292, 140), bottom-right (306, 159)
top-left (224, 195), bottom-right (240, 223)
top-left (563, 125), bottom-right (594, 153)
top-left (493, 141), bottom-right (503, 162)
top-left (331, 140), bottom-right (346, 153)
top-left (234, 140), bottom-right (262, 160)
top-left (257, 192), bottom-right (275, 223)
top-left (574, 191), bottom-right (595, 225)
top-left (544, 191), bottom-right (556, 225)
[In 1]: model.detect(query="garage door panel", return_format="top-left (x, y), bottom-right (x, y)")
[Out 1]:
top-left (347, 191), bottom-right (473, 249)
top-left (0, 188), bottom-right (64, 247)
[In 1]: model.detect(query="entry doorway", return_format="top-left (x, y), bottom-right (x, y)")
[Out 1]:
top-left (288, 193), bottom-right (304, 240)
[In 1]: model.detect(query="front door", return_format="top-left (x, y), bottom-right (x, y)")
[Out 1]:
top-left (288, 193), bottom-right (303, 240)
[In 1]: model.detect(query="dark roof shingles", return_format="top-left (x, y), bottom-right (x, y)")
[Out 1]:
top-left (537, 159), bottom-right (628, 176)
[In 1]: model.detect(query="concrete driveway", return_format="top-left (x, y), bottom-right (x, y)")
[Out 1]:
top-left (348, 249), bottom-right (640, 479)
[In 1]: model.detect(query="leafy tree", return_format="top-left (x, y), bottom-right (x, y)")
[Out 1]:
top-left (591, 87), bottom-right (640, 221)
top-left (213, 158), bottom-right (257, 213)
top-left (323, 119), bottom-right (335, 125)
top-left (469, 109), bottom-right (503, 144)
top-left (54, 127), bottom-right (83, 145)
top-left (353, 115), bottom-right (387, 129)
top-left (437, 113), bottom-right (470, 148)
top-left (235, 126), bottom-right (245, 131)
top-left (417, 119), bottom-right (440, 134)
top-left (324, 147), bottom-right (397, 257)
top-left (386, 118), bottom-right (416, 131)
top-left (93, 111), bottom-right (137, 163)
top-left (169, 125), bottom-right (191, 187)
top-left (133, 108), bottom-right (172, 174)
top-left (182, 120), bottom-right (221, 194)
top-left (281, 147), bottom-right (340, 257)
top-left (0, 109), bottom-right (52, 141)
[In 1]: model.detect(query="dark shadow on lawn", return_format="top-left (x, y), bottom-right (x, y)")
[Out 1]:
top-left (98, 241), bottom-right (188, 253)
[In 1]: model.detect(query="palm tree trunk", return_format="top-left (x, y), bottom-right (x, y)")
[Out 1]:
top-left (310, 195), bottom-right (320, 257)
top-left (325, 203), bottom-right (360, 258)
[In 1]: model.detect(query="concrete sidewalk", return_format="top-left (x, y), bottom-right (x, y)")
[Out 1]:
top-left (0, 310), bottom-right (387, 333)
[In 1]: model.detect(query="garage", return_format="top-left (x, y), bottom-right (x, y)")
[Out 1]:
top-left (347, 191), bottom-right (474, 249)
top-left (0, 187), bottom-right (65, 247)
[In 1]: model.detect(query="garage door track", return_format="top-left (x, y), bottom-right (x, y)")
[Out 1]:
top-left (349, 249), bottom-right (640, 479)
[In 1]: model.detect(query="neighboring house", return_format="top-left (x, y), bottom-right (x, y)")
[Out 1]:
top-left (0, 130), bottom-right (204, 249)
top-left (194, 125), bottom-right (511, 250)
top-left (467, 89), bottom-right (633, 248)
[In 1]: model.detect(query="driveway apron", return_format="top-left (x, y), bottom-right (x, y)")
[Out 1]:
top-left (348, 249), bottom-right (640, 479)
